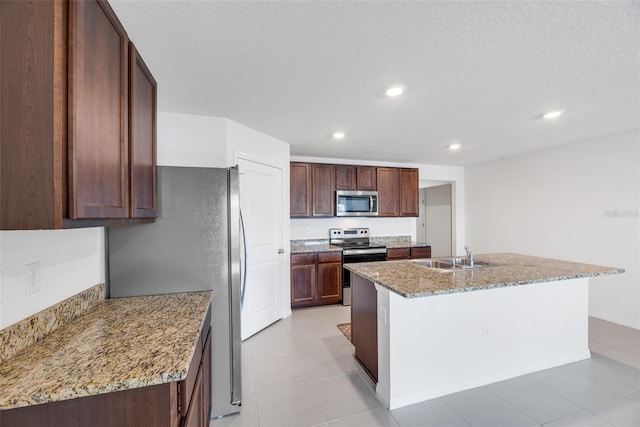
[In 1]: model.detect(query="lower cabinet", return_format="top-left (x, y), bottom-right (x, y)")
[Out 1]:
top-left (182, 325), bottom-right (212, 427)
top-left (0, 325), bottom-right (212, 427)
top-left (410, 246), bottom-right (432, 258)
top-left (386, 246), bottom-right (431, 260)
top-left (291, 251), bottom-right (342, 308)
top-left (386, 247), bottom-right (410, 260)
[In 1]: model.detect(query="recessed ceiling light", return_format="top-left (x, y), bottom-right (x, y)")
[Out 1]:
top-left (385, 85), bottom-right (405, 97)
top-left (332, 131), bottom-right (345, 140)
top-left (449, 143), bottom-right (462, 150)
top-left (542, 110), bottom-right (565, 119)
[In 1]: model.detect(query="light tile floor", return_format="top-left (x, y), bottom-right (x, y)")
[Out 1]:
top-left (211, 306), bottom-right (640, 426)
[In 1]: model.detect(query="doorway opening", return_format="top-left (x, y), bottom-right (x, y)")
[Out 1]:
top-left (416, 182), bottom-right (454, 257)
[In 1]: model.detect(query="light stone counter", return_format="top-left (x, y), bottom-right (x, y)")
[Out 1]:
top-left (0, 291), bottom-right (212, 410)
top-left (345, 252), bottom-right (623, 298)
top-left (370, 236), bottom-right (431, 249)
top-left (290, 236), bottom-right (429, 253)
top-left (290, 239), bottom-right (342, 254)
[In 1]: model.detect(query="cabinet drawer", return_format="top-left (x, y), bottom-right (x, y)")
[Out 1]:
top-left (318, 251), bottom-right (342, 263)
top-left (386, 248), bottom-right (410, 260)
top-left (410, 246), bottom-right (432, 258)
top-left (291, 253), bottom-right (316, 265)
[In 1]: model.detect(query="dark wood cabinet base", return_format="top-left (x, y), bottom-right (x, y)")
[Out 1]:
top-left (351, 272), bottom-right (378, 382)
top-left (291, 252), bottom-right (342, 308)
top-left (0, 383), bottom-right (180, 427)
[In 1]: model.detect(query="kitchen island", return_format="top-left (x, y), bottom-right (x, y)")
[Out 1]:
top-left (345, 253), bottom-right (623, 410)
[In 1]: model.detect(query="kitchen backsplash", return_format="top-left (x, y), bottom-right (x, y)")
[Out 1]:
top-left (370, 236), bottom-right (412, 246)
top-left (0, 283), bottom-right (105, 362)
top-left (291, 235), bottom-right (413, 247)
top-left (290, 217), bottom-right (416, 240)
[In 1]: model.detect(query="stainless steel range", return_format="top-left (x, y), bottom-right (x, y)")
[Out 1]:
top-left (330, 228), bottom-right (387, 305)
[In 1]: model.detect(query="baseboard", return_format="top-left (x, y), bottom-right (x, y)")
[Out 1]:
top-left (387, 349), bottom-right (591, 410)
top-left (590, 312), bottom-right (640, 330)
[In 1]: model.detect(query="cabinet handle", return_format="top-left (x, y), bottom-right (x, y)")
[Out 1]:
top-left (278, 248), bottom-right (285, 254)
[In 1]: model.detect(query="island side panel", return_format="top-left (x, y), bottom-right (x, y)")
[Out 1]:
top-left (384, 277), bottom-right (590, 410)
top-left (351, 272), bottom-right (378, 382)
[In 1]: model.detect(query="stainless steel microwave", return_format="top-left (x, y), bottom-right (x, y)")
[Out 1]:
top-left (336, 190), bottom-right (378, 217)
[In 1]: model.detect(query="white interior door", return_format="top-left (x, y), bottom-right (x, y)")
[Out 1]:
top-left (239, 158), bottom-right (284, 340)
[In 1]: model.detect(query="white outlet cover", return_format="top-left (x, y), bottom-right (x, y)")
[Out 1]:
top-left (25, 262), bottom-right (42, 295)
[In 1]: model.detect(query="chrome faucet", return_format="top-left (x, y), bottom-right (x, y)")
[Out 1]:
top-left (464, 246), bottom-right (474, 266)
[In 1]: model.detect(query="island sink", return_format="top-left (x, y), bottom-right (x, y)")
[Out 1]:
top-left (411, 257), bottom-right (496, 270)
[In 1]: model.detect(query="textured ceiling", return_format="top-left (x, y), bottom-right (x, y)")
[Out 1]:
top-left (110, 1), bottom-right (639, 166)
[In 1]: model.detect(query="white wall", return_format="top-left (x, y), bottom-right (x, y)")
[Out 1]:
top-left (465, 129), bottom-right (640, 329)
top-left (0, 228), bottom-right (104, 328)
top-left (290, 156), bottom-right (465, 254)
top-left (157, 112), bottom-right (228, 167)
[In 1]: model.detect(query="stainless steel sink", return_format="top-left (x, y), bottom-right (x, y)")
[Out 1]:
top-left (449, 257), bottom-right (494, 267)
top-left (411, 259), bottom-right (455, 269)
top-left (411, 257), bottom-right (498, 270)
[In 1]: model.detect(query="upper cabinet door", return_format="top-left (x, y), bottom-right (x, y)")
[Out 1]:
top-left (335, 165), bottom-right (356, 190)
top-left (290, 162), bottom-right (312, 217)
top-left (399, 168), bottom-right (419, 217)
top-left (129, 42), bottom-right (157, 218)
top-left (312, 164), bottom-right (335, 216)
top-left (376, 167), bottom-right (399, 216)
top-left (356, 166), bottom-right (376, 190)
top-left (68, 0), bottom-right (129, 219)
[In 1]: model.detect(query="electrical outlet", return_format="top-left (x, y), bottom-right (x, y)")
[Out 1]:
top-left (25, 262), bottom-right (42, 295)
top-left (305, 227), bottom-right (311, 234)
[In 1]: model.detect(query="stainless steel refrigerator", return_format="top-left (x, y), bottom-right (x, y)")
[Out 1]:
top-left (107, 166), bottom-right (242, 418)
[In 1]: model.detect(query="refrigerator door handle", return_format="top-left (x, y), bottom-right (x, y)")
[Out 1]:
top-left (240, 208), bottom-right (248, 309)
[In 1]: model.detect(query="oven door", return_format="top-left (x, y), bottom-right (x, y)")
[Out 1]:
top-left (342, 251), bottom-right (387, 305)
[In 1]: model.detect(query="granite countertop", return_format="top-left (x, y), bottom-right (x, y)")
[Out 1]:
top-left (290, 239), bottom-right (342, 254)
top-left (290, 236), bottom-right (430, 253)
top-left (0, 291), bottom-right (212, 410)
top-left (384, 241), bottom-right (432, 249)
top-left (344, 253), bottom-right (624, 298)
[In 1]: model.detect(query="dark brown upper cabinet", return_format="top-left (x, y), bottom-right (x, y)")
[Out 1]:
top-left (290, 162), bottom-right (313, 217)
top-left (290, 162), bottom-right (335, 217)
top-left (68, 0), bottom-right (130, 220)
top-left (356, 166), bottom-right (377, 191)
top-left (311, 163), bottom-right (335, 216)
top-left (376, 167), bottom-right (400, 216)
top-left (0, 0), bottom-right (157, 229)
top-left (129, 42), bottom-right (157, 219)
top-left (398, 168), bottom-right (419, 217)
top-left (335, 165), bottom-right (356, 190)
top-left (335, 165), bottom-right (376, 191)
top-left (290, 162), bottom-right (418, 218)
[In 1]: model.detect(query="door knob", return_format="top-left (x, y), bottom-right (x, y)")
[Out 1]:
top-left (278, 248), bottom-right (285, 254)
